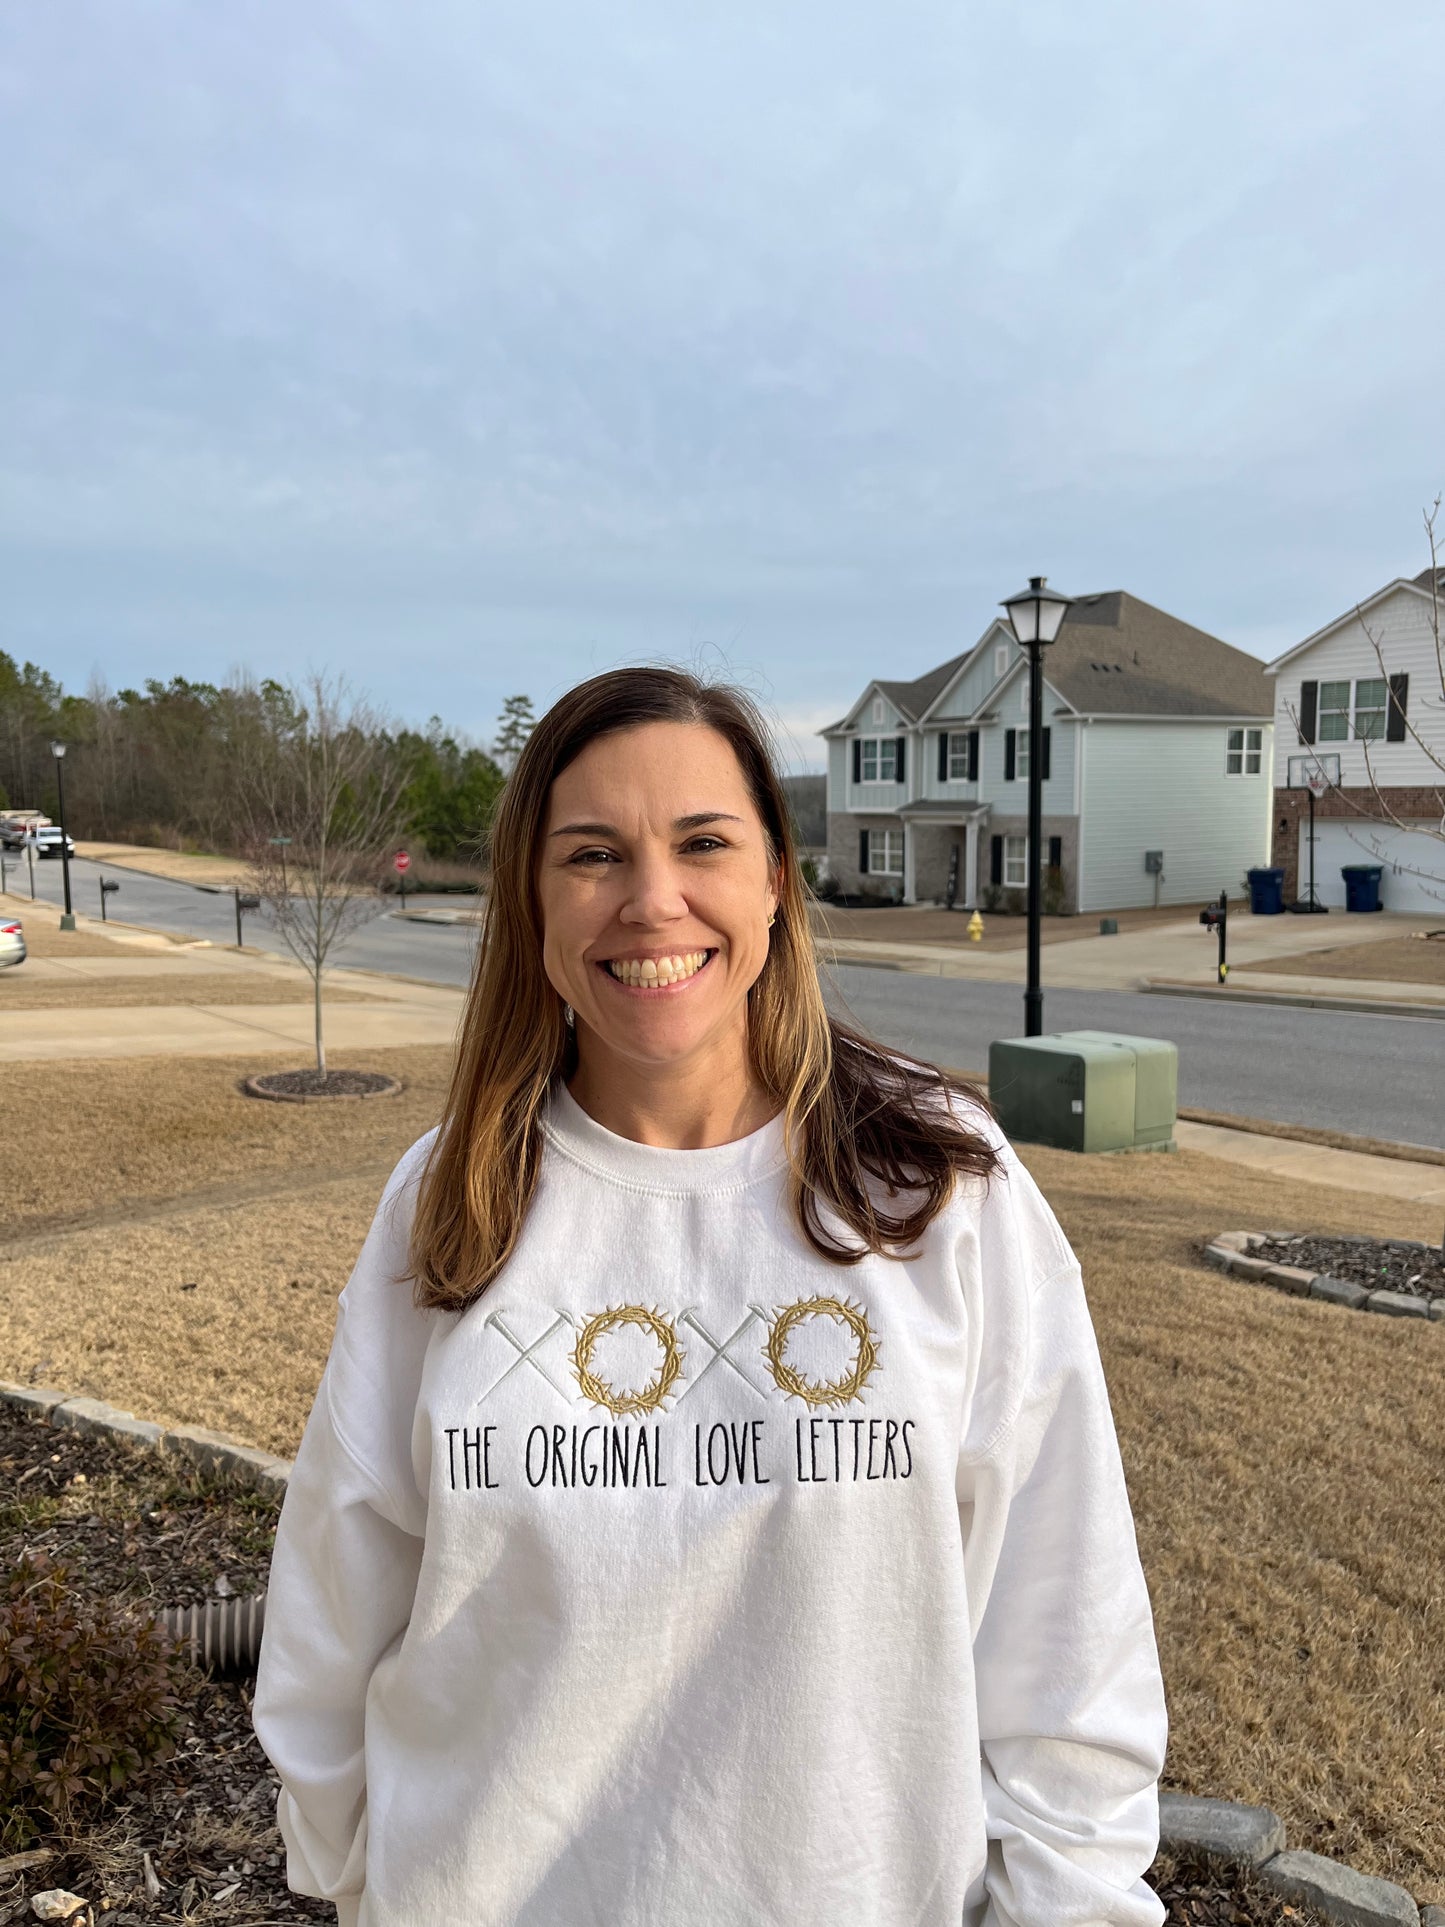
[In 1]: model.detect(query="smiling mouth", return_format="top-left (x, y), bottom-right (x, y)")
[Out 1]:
top-left (599, 949), bottom-right (716, 990)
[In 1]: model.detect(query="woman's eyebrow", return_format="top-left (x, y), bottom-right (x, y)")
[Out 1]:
top-left (548, 812), bottom-right (744, 839)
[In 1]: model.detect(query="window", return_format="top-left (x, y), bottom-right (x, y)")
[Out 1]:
top-left (1318, 681), bottom-right (1349, 742)
top-left (1016, 732), bottom-right (1029, 781)
top-left (947, 733), bottom-right (970, 780)
top-left (872, 697), bottom-right (884, 723)
top-left (859, 736), bottom-right (898, 782)
top-left (994, 645), bottom-right (1008, 678)
top-left (1226, 726), bottom-right (1263, 775)
top-left (1353, 679), bottom-right (1387, 741)
top-left (870, 829), bottom-right (904, 876)
top-left (1004, 835), bottom-right (1027, 888)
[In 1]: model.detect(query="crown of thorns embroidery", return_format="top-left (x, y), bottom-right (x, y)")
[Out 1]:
top-left (570, 1304), bottom-right (684, 1416)
top-left (764, 1295), bottom-right (879, 1408)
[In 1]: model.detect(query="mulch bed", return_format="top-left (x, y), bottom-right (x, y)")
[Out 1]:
top-left (241, 1069), bottom-right (400, 1103)
top-left (1255, 1232), bottom-right (1445, 1305)
top-left (1, 1403), bottom-right (1339, 1925)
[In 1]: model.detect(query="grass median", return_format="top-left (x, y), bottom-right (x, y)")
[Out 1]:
top-left (1, 1046), bottom-right (1440, 1906)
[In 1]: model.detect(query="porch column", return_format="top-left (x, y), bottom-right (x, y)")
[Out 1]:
top-left (963, 817), bottom-right (979, 909)
top-left (902, 823), bottom-right (916, 904)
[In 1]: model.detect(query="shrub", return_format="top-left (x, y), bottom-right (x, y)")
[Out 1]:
top-left (0, 1550), bottom-right (191, 1852)
top-left (1043, 863), bottom-right (1066, 916)
top-left (1002, 888), bottom-right (1026, 917)
top-left (979, 883), bottom-right (1002, 913)
top-left (798, 855), bottom-right (819, 892)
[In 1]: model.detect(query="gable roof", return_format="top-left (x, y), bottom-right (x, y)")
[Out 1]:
top-left (875, 650), bottom-right (974, 723)
top-left (1264, 574), bottom-right (1440, 674)
top-left (1034, 591), bottom-right (1271, 719)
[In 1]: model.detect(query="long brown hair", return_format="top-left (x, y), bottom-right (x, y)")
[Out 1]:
top-left (408, 666), bottom-right (1001, 1311)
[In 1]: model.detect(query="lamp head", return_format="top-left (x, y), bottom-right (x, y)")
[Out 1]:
top-left (50, 740), bottom-right (67, 759)
top-left (1000, 575), bottom-right (1074, 647)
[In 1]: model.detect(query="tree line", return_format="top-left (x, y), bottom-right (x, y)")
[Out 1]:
top-left (0, 653), bottom-right (535, 866)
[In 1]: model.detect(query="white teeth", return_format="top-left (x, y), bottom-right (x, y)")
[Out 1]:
top-left (606, 950), bottom-right (710, 987)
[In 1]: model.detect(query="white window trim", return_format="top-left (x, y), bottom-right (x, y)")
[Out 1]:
top-left (1225, 725), bottom-right (1263, 776)
top-left (1003, 834), bottom-right (1027, 889)
top-left (858, 734), bottom-right (900, 783)
top-left (1318, 677), bottom-right (1387, 744)
top-left (994, 644), bottom-right (1008, 677)
top-left (871, 696), bottom-right (885, 723)
top-left (946, 732), bottom-right (971, 781)
top-left (869, 828), bottom-right (904, 876)
top-left (1016, 731), bottom-right (1030, 782)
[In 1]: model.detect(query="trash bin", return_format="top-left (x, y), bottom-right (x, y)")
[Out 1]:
top-left (1341, 865), bottom-right (1384, 912)
top-left (1245, 867), bottom-right (1285, 915)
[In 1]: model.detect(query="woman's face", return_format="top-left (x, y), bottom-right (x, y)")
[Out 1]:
top-left (536, 721), bottom-right (780, 1074)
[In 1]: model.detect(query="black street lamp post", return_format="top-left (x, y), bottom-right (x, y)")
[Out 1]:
top-left (50, 739), bottom-right (74, 930)
top-left (999, 577), bottom-right (1074, 1037)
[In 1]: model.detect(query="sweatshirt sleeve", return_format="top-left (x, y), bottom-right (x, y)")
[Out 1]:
top-left (251, 1132), bottom-right (440, 1926)
top-left (956, 1142), bottom-right (1168, 1927)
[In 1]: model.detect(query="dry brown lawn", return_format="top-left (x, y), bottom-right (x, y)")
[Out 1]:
top-left (74, 842), bottom-right (256, 887)
top-left (810, 901), bottom-right (1185, 951)
top-left (0, 905), bottom-right (191, 958)
top-left (1239, 934), bottom-right (1445, 986)
top-left (1, 1048), bottom-right (1441, 1903)
top-left (0, 974), bottom-right (381, 1010)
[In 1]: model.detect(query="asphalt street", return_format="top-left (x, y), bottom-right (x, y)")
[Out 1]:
top-left (10, 853), bottom-right (1443, 1150)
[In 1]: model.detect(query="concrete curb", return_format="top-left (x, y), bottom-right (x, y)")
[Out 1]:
top-left (1205, 1232), bottom-right (1444, 1324)
top-left (1140, 979), bottom-right (1445, 1020)
top-left (1159, 1794), bottom-right (1431, 1924)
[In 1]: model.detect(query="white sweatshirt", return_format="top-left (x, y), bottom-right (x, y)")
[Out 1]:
top-left (252, 1080), bottom-right (1168, 1927)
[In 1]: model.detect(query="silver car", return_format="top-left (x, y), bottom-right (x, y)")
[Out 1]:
top-left (0, 917), bottom-right (25, 967)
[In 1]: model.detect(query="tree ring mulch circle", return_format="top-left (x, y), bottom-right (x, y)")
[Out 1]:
top-left (241, 1069), bottom-right (403, 1104)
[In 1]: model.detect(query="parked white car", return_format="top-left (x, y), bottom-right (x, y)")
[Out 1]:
top-left (0, 917), bottom-right (25, 967)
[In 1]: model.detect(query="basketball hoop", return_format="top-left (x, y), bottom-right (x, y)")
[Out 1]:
top-left (1305, 770), bottom-right (1328, 799)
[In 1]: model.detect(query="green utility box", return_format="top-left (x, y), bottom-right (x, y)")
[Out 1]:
top-left (988, 1030), bottom-right (1178, 1153)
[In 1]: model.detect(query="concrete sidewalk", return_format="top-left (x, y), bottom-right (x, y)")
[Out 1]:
top-left (1175, 1120), bottom-right (1445, 1208)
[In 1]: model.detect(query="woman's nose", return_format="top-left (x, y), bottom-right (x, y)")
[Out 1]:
top-left (619, 852), bottom-right (688, 925)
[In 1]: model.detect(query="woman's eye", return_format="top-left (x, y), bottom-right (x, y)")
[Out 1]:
top-left (684, 836), bottom-right (726, 854)
top-left (568, 848), bottom-right (617, 865)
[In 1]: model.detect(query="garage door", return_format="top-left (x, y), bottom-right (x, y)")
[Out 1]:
top-left (1297, 819), bottom-right (1444, 913)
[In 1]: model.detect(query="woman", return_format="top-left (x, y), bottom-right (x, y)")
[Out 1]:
top-left (252, 667), bottom-right (1168, 1927)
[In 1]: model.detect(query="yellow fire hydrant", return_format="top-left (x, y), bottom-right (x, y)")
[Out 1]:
top-left (966, 909), bottom-right (984, 943)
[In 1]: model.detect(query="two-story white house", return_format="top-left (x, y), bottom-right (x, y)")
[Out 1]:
top-left (1265, 567), bottom-right (1443, 912)
top-left (822, 590), bottom-right (1274, 913)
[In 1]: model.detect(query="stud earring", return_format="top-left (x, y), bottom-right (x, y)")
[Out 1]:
top-left (767, 912), bottom-right (776, 928)
top-left (563, 1003), bottom-right (575, 1028)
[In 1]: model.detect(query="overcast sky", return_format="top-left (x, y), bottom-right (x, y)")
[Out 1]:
top-left (3, 1), bottom-right (1441, 771)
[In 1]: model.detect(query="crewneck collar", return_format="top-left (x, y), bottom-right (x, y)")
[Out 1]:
top-left (540, 1078), bottom-right (790, 1196)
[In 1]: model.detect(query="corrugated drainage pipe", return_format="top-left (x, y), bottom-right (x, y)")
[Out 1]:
top-left (155, 1591), bottom-right (268, 1675)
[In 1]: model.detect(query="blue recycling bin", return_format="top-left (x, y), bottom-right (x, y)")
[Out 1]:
top-left (1245, 867), bottom-right (1285, 915)
top-left (1341, 865), bottom-right (1383, 912)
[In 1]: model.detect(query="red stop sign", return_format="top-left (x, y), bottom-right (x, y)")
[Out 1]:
top-left (394, 851), bottom-right (412, 873)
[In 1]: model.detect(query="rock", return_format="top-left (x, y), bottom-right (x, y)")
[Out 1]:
top-left (30, 1892), bottom-right (92, 1922)
top-left (1255, 1847), bottom-right (1419, 1925)
top-left (1364, 1290), bottom-right (1431, 1320)
top-left (1310, 1274), bottom-right (1370, 1309)
top-left (1157, 1792), bottom-right (1285, 1867)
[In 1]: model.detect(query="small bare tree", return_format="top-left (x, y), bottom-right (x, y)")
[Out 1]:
top-left (1285, 496), bottom-right (1445, 914)
top-left (235, 672), bottom-right (411, 1077)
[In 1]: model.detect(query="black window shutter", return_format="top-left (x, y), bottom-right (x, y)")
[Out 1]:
top-left (1387, 674), bottom-right (1409, 742)
top-left (1004, 729), bottom-right (1016, 781)
top-left (895, 735), bottom-right (906, 782)
top-left (938, 732), bottom-right (949, 781)
top-left (990, 835), bottom-right (1003, 885)
top-left (1048, 835), bottom-right (1062, 869)
top-left (858, 829), bottom-right (870, 874)
top-left (967, 729), bottom-right (979, 781)
top-left (852, 738), bottom-right (861, 782)
top-left (1041, 726), bottom-right (1052, 781)
top-left (1298, 680), bottom-right (1317, 745)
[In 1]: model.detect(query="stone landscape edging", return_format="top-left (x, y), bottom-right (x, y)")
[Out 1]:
top-left (1205, 1232), bottom-right (1445, 1325)
top-left (3, 1379), bottom-right (1442, 1925)
top-left (1157, 1795), bottom-right (1437, 1926)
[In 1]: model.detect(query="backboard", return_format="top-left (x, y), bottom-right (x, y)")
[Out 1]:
top-left (1286, 752), bottom-right (1341, 793)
